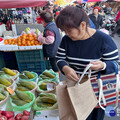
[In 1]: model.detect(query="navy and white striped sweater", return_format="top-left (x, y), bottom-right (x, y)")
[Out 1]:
top-left (55, 31), bottom-right (119, 75)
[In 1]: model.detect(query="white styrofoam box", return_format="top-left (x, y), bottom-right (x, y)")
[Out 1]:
top-left (0, 45), bottom-right (18, 51)
top-left (0, 41), bottom-right (4, 45)
top-left (3, 31), bottom-right (13, 37)
top-left (0, 24), bottom-right (6, 36)
top-left (12, 24), bottom-right (17, 36)
top-left (18, 45), bottom-right (42, 50)
top-left (34, 116), bottom-right (59, 120)
top-left (35, 110), bottom-right (59, 116)
top-left (33, 109), bottom-right (59, 120)
top-left (34, 109), bottom-right (59, 120)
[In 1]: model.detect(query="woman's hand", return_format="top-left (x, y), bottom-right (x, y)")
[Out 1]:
top-left (90, 61), bottom-right (105, 71)
top-left (62, 66), bottom-right (79, 81)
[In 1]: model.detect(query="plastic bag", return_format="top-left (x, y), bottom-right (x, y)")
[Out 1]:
top-left (37, 80), bottom-right (56, 93)
top-left (33, 93), bottom-right (58, 111)
top-left (19, 72), bottom-right (38, 82)
top-left (10, 91), bottom-right (35, 112)
top-left (0, 90), bottom-right (9, 110)
top-left (39, 69), bottom-right (59, 83)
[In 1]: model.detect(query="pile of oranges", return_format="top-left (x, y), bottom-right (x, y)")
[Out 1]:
top-left (4, 38), bottom-right (17, 45)
top-left (4, 34), bottom-right (42, 46)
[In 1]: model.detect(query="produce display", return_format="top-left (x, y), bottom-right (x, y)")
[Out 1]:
top-left (19, 71), bottom-right (34, 79)
top-left (19, 71), bottom-right (38, 82)
top-left (38, 80), bottom-right (56, 93)
top-left (0, 68), bottom-right (18, 90)
top-left (4, 33), bottom-right (42, 46)
top-left (36, 95), bottom-right (56, 108)
top-left (11, 90), bottom-right (32, 106)
top-left (0, 110), bottom-right (30, 120)
top-left (0, 91), bottom-right (6, 102)
top-left (33, 93), bottom-right (58, 111)
top-left (16, 81), bottom-right (36, 91)
top-left (2, 68), bottom-right (17, 76)
top-left (39, 70), bottom-right (56, 80)
top-left (0, 68), bottom-right (59, 119)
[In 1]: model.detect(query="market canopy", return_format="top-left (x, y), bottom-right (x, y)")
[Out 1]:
top-left (77, 0), bottom-right (119, 3)
top-left (0, 0), bottom-right (48, 8)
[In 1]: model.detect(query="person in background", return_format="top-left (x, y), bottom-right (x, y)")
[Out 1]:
top-left (6, 18), bottom-right (14, 30)
top-left (111, 10), bottom-right (120, 37)
top-left (53, 5), bottom-right (58, 18)
top-left (89, 18), bottom-right (96, 29)
top-left (103, 5), bottom-right (107, 14)
top-left (55, 6), bottom-right (119, 120)
top-left (89, 6), bottom-right (103, 29)
top-left (32, 7), bottom-right (37, 23)
top-left (37, 10), bottom-right (61, 74)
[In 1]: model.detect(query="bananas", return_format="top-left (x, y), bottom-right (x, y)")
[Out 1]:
top-left (2, 68), bottom-right (16, 76)
top-left (35, 93), bottom-right (57, 108)
top-left (19, 81), bottom-right (35, 90)
top-left (12, 99), bottom-right (27, 106)
top-left (0, 77), bottom-right (12, 87)
top-left (43, 71), bottom-right (55, 79)
top-left (0, 92), bottom-right (6, 101)
top-left (23, 71), bottom-right (34, 79)
top-left (39, 83), bottom-right (47, 90)
top-left (15, 90), bottom-right (32, 103)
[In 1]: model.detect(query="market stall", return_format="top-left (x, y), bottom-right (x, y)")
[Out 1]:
top-left (0, 0), bottom-right (59, 120)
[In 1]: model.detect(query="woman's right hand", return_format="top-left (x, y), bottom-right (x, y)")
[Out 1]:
top-left (62, 66), bottom-right (79, 82)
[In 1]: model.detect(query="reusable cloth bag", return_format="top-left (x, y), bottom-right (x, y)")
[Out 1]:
top-left (56, 64), bottom-right (98, 120)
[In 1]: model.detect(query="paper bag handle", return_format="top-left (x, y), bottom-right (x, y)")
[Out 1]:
top-left (76, 64), bottom-right (93, 85)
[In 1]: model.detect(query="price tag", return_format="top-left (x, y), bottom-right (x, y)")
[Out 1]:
top-left (47, 83), bottom-right (54, 90)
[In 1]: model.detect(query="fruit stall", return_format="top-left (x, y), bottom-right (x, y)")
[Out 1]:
top-left (0, 67), bottom-right (59, 120)
top-left (0, 27), bottom-right (51, 74)
top-left (0, 1), bottom-right (60, 120)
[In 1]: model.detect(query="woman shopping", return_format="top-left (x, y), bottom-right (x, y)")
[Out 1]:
top-left (55, 6), bottom-right (119, 120)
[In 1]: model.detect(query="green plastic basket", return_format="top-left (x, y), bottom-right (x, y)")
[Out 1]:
top-left (37, 80), bottom-right (56, 93)
top-left (32, 93), bottom-right (58, 111)
top-left (39, 69), bottom-right (58, 83)
top-left (19, 72), bottom-right (38, 82)
top-left (10, 91), bottom-right (35, 112)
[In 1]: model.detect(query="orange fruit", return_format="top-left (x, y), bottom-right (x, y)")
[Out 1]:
top-left (30, 41), bottom-right (34, 45)
top-left (27, 34), bottom-right (32, 37)
top-left (28, 37), bottom-right (33, 41)
top-left (20, 36), bottom-right (23, 39)
top-left (8, 39), bottom-right (12, 44)
top-left (22, 40), bottom-right (26, 45)
top-left (4, 39), bottom-right (9, 45)
top-left (33, 34), bottom-right (36, 37)
top-left (35, 41), bottom-right (39, 45)
top-left (39, 41), bottom-right (42, 45)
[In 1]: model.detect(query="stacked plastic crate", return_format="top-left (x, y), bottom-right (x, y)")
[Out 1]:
top-left (15, 50), bottom-right (46, 74)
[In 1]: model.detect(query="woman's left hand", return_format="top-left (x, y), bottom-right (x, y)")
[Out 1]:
top-left (90, 61), bottom-right (105, 71)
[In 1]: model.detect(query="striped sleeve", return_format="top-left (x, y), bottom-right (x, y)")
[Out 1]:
top-left (101, 35), bottom-right (119, 74)
top-left (55, 37), bottom-right (68, 73)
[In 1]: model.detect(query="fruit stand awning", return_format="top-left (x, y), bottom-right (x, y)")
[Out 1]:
top-left (0, 0), bottom-right (48, 8)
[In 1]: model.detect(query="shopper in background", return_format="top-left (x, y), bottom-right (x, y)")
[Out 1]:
top-left (55, 5), bottom-right (119, 120)
top-left (37, 10), bottom-right (61, 74)
top-left (53, 5), bottom-right (58, 18)
top-left (89, 6), bottom-right (103, 29)
top-left (111, 10), bottom-right (120, 37)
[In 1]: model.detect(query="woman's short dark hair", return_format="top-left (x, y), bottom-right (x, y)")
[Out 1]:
top-left (40, 10), bottom-right (53, 23)
top-left (55, 6), bottom-right (89, 31)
